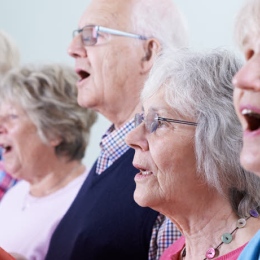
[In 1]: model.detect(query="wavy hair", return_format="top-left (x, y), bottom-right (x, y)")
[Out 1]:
top-left (0, 63), bottom-right (97, 161)
top-left (142, 48), bottom-right (260, 217)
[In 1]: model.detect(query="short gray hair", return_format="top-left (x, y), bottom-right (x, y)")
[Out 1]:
top-left (142, 48), bottom-right (260, 217)
top-left (234, 0), bottom-right (260, 50)
top-left (0, 63), bottom-right (97, 161)
top-left (131, 0), bottom-right (189, 49)
top-left (0, 30), bottom-right (20, 77)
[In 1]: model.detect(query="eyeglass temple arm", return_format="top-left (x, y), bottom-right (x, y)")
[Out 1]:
top-left (157, 117), bottom-right (198, 126)
top-left (97, 26), bottom-right (147, 40)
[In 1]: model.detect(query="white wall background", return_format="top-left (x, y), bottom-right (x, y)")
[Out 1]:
top-left (0, 0), bottom-right (245, 167)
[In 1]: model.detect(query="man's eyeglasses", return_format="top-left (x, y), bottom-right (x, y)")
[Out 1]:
top-left (73, 25), bottom-right (148, 46)
top-left (134, 110), bottom-right (198, 133)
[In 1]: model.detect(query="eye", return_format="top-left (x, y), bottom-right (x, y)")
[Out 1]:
top-left (83, 35), bottom-right (97, 46)
top-left (156, 120), bottom-right (170, 130)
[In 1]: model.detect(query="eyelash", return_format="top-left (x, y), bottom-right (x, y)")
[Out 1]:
top-left (158, 119), bottom-right (177, 131)
top-left (157, 120), bottom-right (169, 128)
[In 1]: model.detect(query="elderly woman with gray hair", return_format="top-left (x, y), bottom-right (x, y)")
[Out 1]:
top-left (126, 48), bottom-right (260, 260)
top-left (0, 63), bottom-right (97, 260)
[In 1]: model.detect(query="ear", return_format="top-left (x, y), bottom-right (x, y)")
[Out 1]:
top-left (49, 137), bottom-right (62, 147)
top-left (140, 38), bottom-right (161, 74)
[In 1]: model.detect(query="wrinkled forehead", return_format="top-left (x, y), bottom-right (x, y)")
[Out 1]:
top-left (79, 0), bottom-right (135, 30)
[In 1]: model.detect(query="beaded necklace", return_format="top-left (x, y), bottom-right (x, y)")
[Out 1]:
top-left (181, 209), bottom-right (259, 260)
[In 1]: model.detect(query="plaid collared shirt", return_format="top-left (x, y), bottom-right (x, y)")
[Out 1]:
top-left (96, 120), bottom-right (181, 259)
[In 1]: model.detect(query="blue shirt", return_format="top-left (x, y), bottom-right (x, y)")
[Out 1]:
top-left (238, 230), bottom-right (260, 259)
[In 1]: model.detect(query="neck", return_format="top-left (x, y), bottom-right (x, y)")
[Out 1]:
top-left (104, 103), bottom-right (142, 130)
top-left (164, 191), bottom-right (242, 260)
top-left (176, 205), bottom-right (260, 260)
top-left (29, 160), bottom-right (85, 197)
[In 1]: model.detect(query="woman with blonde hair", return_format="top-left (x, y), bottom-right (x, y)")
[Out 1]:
top-left (0, 63), bottom-right (97, 260)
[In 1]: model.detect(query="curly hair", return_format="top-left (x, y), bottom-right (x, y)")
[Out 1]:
top-left (0, 63), bottom-right (97, 161)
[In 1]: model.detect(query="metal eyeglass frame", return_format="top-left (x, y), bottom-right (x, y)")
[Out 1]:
top-left (73, 25), bottom-right (148, 46)
top-left (134, 112), bottom-right (198, 133)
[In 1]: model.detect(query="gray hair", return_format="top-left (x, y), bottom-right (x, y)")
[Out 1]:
top-left (0, 63), bottom-right (97, 161)
top-left (0, 30), bottom-right (20, 77)
top-left (142, 48), bottom-right (260, 217)
top-left (131, 0), bottom-right (189, 49)
top-left (234, 0), bottom-right (260, 50)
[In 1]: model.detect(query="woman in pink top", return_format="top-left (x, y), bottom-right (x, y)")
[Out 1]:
top-left (0, 63), bottom-right (97, 260)
top-left (126, 48), bottom-right (260, 260)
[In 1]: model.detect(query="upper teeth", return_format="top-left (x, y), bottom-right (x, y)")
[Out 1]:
top-left (140, 170), bottom-right (152, 175)
top-left (242, 109), bottom-right (252, 115)
top-left (242, 109), bottom-right (260, 118)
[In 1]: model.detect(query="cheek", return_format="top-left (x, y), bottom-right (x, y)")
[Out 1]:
top-left (152, 139), bottom-right (196, 171)
top-left (233, 88), bottom-right (241, 113)
top-left (102, 44), bottom-right (138, 81)
top-left (153, 140), bottom-right (197, 187)
top-left (98, 52), bottom-right (120, 90)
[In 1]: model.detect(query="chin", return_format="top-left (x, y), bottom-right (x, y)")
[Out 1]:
top-left (240, 152), bottom-right (260, 177)
top-left (77, 96), bottom-right (96, 109)
top-left (133, 189), bottom-right (155, 209)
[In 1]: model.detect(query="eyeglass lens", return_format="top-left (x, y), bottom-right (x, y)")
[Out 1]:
top-left (134, 113), bottom-right (143, 128)
top-left (82, 26), bottom-right (98, 46)
top-left (146, 111), bottom-right (158, 133)
top-left (134, 111), bottom-right (158, 133)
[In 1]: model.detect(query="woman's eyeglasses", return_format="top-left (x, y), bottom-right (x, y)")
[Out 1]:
top-left (134, 110), bottom-right (198, 133)
top-left (73, 25), bottom-right (147, 46)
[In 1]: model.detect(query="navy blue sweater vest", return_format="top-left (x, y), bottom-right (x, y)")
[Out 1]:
top-left (45, 149), bottom-right (159, 260)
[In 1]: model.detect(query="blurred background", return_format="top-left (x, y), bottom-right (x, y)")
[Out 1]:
top-left (0, 0), bottom-right (245, 167)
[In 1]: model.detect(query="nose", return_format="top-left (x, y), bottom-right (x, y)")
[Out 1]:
top-left (67, 34), bottom-right (87, 58)
top-left (125, 124), bottom-right (149, 152)
top-left (233, 57), bottom-right (260, 92)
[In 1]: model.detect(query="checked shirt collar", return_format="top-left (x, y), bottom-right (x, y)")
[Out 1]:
top-left (96, 119), bottom-right (134, 174)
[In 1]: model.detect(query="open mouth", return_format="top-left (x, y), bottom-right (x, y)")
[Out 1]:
top-left (242, 109), bottom-right (260, 131)
top-left (1, 144), bottom-right (12, 155)
top-left (77, 70), bottom-right (90, 81)
top-left (139, 169), bottom-right (153, 176)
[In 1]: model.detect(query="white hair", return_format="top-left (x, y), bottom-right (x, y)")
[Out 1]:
top-left (131, 0), bottom-right (189, 49)
top-left (0, 30), bottom-right (20, 77)
top-left (234, 0), bottom-right (260, 50)
top-left (142, 48), bottom-right (260, 217)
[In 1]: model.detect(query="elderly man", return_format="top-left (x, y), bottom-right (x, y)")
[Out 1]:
top-left (46, 0), bottom-right (188, 259)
